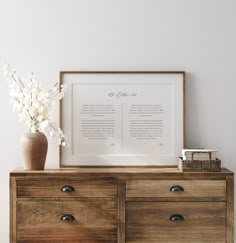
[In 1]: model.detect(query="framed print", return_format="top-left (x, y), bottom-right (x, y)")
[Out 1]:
top-left (60, 71), bottom-right (185, 167)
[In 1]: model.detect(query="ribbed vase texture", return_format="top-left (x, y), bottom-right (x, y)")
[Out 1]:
top-left (21, 131), bottom-right (48, 170)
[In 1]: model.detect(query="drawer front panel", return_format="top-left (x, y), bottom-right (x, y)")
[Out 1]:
top-left (126, 202), bottom-right (226, 243)
top-left (17, 179), bottom-right (117, 198)
top-left (17, 200), bottom-right (117, 242)
top-left (126, 180), bottom-right (226, 198)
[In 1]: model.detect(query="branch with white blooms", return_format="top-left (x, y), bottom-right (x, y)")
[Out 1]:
top-left (2, 63), bottom-right (69, 147)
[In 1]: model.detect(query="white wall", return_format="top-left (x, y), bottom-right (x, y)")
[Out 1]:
top-left (0, 0), bottom-right (235, 241)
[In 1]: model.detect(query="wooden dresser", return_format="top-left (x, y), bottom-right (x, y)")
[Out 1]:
top-left (10, 167), bottom-right (234, 243)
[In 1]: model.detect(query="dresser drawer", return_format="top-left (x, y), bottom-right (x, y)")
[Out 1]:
top-left (17, 179), bottom-right (117, 198)
top-left (126, 201), bottom-right (226, 243)
top-left (16, 200), bottom-right (117, 242)
top-left (126, 180), bottom-right (226, 198)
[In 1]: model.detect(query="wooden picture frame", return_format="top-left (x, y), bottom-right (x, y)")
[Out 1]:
top-left (59, 71), bottom-right (185, 167)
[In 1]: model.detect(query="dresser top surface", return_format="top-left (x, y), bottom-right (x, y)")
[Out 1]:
top-left (10, 166), bottom-right (233, 178)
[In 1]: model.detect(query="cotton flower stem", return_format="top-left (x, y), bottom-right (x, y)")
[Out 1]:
top-left (10, 74), bottom-right (25, 98)
top-left (47, 82), bottom-right (58, 94)
top-left (48, 121), bottom-right (59, 133)
top-left (14, 98), bottom-right (34, 121)
top-left (16, 74), bottom-right (25, 89)
top-left (11, 72), bottom-right (25, 89)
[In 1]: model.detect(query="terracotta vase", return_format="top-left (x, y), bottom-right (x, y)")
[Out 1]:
top-left (20, 131), bottom-right (48, 170)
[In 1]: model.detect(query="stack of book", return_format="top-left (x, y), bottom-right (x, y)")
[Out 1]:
top-left (179, 148), bottom-right (221, 172)
top-left (182, 149), bottom-right (217, 161)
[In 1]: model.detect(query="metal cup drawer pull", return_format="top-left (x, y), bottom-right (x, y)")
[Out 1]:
top-left (170, 185), bottom-right (184, 192)
top-left (60, 214), bottom-right (75, 221)
top-left (60, 185), bottom-right (75, 192)
top-left (169, 214), bottom-right (184, 221)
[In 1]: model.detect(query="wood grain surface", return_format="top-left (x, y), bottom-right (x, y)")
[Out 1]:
top-left (17, 200), bottom-right (117, 242)
top-left (10, 167), bottom-right (234, 243)
top-left (126, 202), bottom-right (226, 243)
top-left (227, 176), bottom-right (234, 243)
top-left (17, 179), bottom-right (117, 198)
top-left (126, 180), bottom-right (226, 198)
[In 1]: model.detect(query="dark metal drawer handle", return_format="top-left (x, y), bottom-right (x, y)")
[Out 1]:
top-left (170, 185), bottom-right (184, 192)
top-left (170, 214), bottom-right (184, 221)
top-left (61, 185), bottom-right (75, 192)
top-left (60, 214), bottom-right (75, 221)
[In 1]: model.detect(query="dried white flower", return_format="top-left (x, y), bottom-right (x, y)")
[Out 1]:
top-left (3, 63), bottom-right (69, 147)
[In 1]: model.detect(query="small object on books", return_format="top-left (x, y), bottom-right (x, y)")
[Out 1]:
top-left (179, 149), bottom-right (221, 172)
